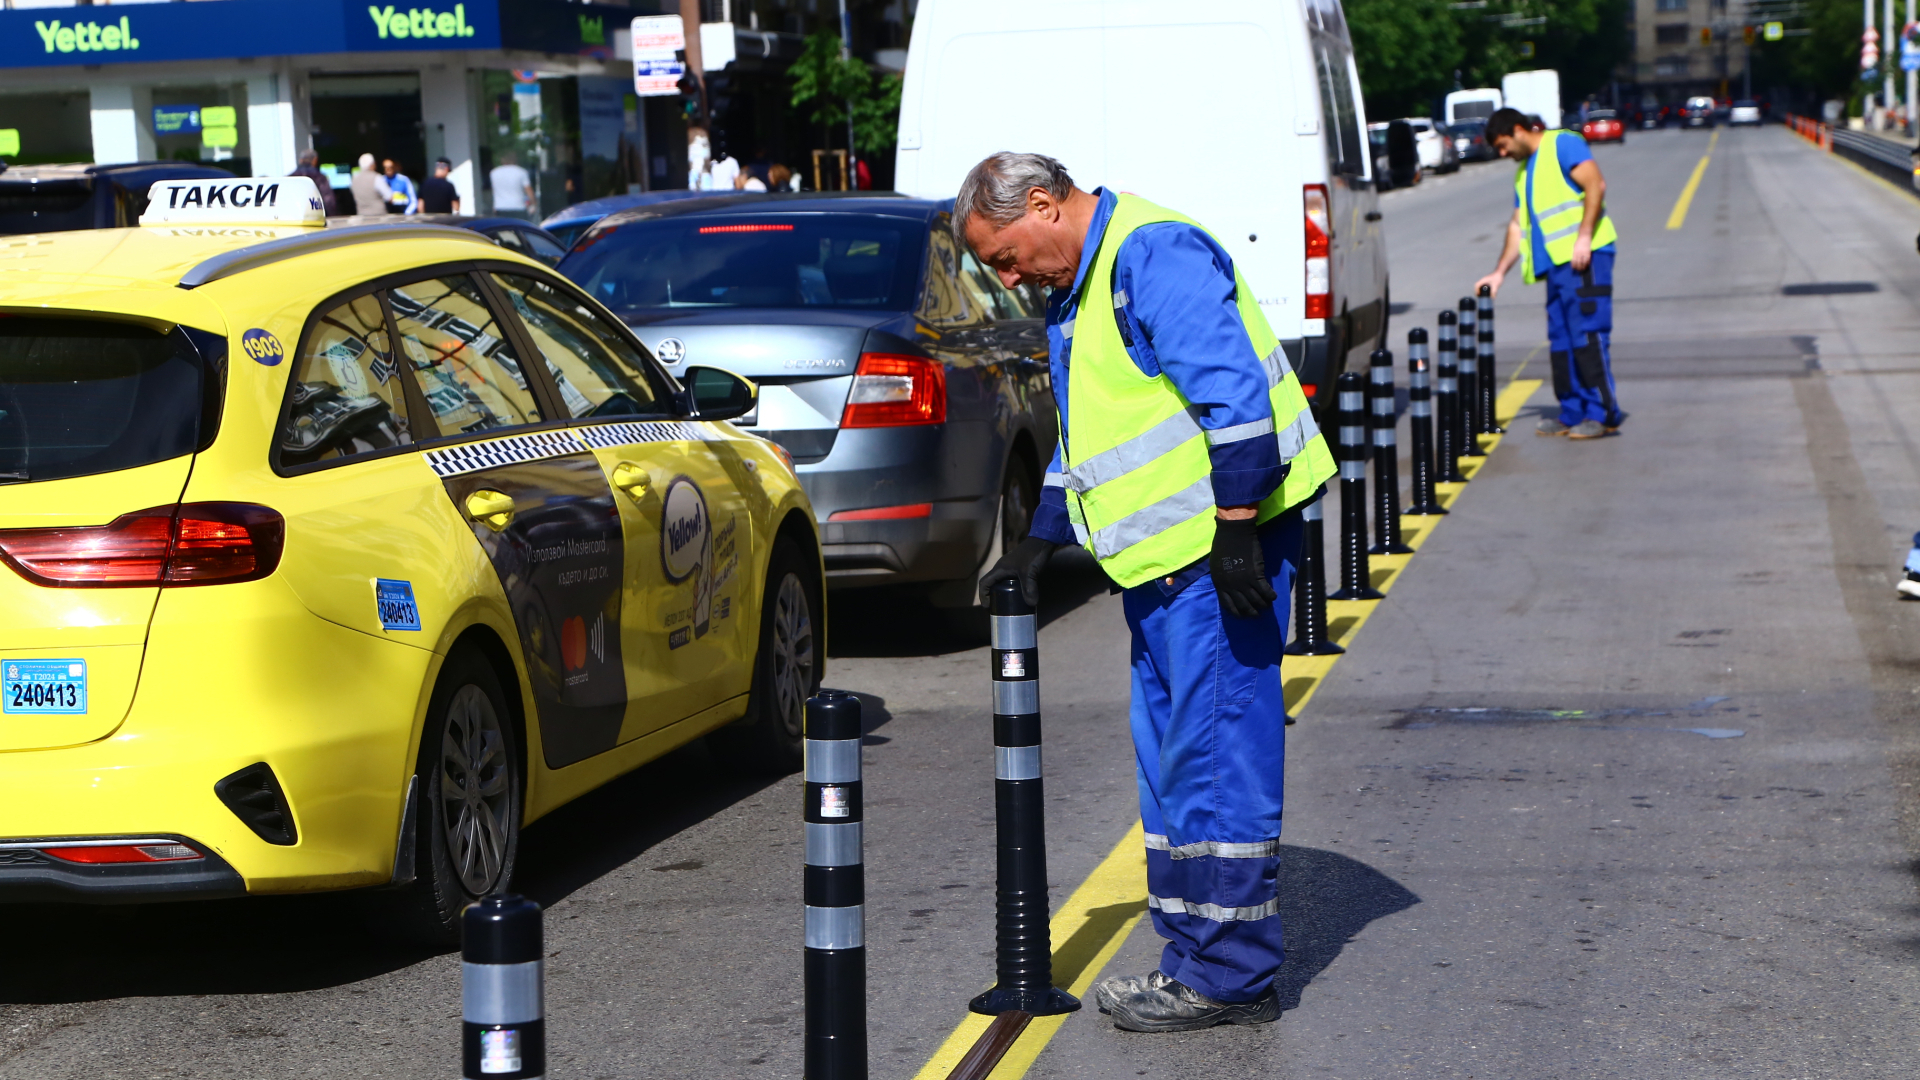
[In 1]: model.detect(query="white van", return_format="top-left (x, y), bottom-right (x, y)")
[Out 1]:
top-left (1444, 88), bottom-right (1503, 126)
top-left (893, 0), bottom-right (1391, 398)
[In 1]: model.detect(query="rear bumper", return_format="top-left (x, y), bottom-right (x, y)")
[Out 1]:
top-left (0, 838), bottom-right (245, 904)
top-left (794, 424), bottom-right (995, 589)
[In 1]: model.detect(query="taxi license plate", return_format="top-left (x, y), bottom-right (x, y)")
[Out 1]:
top-left (3, 659), bottom-right (87, 715)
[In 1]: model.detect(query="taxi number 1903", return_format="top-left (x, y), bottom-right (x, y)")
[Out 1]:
top-left (2, 659), bottom-right (87, 715)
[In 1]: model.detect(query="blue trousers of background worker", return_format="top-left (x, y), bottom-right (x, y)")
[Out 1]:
top-left (1123, 508), bottom-right (1302, 1004)
top-left (1543, 247), bottom-right (1624, 428)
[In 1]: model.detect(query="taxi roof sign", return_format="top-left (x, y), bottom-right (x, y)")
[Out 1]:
top-left (140, 176), bottom-right (326, 228)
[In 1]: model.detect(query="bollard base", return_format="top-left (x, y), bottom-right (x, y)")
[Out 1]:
top-left (1329, 585), bottom-right (1384, 601)
top-left (970, 984), bottom-right (1081, 1017)
top-left (1404, 503), bottom-right (1449, 516)
top-left (1369, 541), bottom-right (1415, 555)
top-left (1284, 639), bottom-right (1345, 656)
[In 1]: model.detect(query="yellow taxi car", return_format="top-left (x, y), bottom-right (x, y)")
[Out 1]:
top-left (0, 178), bottom-right (822, 935)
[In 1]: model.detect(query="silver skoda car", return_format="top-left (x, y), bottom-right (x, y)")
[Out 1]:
top-left (561, 194), bottom-right (1056, 605)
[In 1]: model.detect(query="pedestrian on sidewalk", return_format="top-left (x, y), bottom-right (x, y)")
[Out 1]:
top-left (958, 151), bottom-right (1336, 1032)
top-left (349, 153), bottom-right (390, 217)
top-left (1473, 107), bottom-right (1625, 439)
top-left (288, 149), bottom-right (336, 215)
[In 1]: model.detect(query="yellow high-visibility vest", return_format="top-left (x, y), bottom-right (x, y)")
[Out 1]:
top-left (1059, 194), bottom-right (1335, 588)
top-left (1517, 130), bottom-right (1618, 283)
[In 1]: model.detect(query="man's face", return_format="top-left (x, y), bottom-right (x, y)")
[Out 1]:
top-left (382, 160), bottom-right (397, 176)
top-left (435, 164), bottom-right (450, 177)
top-left (1491, 131), bottom-right (1531, 161)
top-left (964, 190), bottom-right (1079, 291)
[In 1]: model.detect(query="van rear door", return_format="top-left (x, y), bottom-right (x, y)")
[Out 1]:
top-left (0, 318), bottom-right (220, 750)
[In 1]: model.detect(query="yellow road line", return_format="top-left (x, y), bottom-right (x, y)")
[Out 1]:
top-left (1666, 129), bottom-right (1718, 230)
top-left (910, 377), bottom-right (1546, 1080)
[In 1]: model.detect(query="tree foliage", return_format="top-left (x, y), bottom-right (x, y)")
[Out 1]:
top-left (1348, 0), bottom-right (1632, 119)
top-left (1751, 0), bottom-right (1875, 104)
top-left (789, 31), bottom-right (904, 155)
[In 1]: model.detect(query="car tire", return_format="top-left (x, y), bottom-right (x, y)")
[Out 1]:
top-left (999, 457), bottom-right (1038, 554)
top-left (708, 539), bottom-right (822, 775)
top-left (369, 650), bottom-right (523, 946)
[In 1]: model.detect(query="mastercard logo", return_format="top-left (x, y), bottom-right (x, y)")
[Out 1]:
top-left (561, 615), bottom-right (586, 671)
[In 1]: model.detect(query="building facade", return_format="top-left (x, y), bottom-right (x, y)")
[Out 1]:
top-left (1629, 0), bottom-right (1752, 102)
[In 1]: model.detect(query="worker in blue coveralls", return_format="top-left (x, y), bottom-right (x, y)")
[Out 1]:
top-left (958, 152), bottom-right (1337, 1032)
top-left (1474, 107), bottom-right (1624, 439)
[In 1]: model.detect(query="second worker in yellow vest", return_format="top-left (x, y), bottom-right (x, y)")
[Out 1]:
top-left (958, 151), bottom-right (1334, 1033)
top-left (1474, 108), bottom-right (1625, 439)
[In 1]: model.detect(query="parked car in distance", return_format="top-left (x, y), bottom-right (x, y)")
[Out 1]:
top-left (560, 193), bottom-right (1058, 606)
top-left (1401, 117), bottom-right (1460, 172)
top-left (329, 214), bottom-right (572, 266)
top-left (1683, 96), bottom-right (1716, 128)
top-left (0, 161), bottom-right (234, 235)
top-left (1729, 100), bottom-right (1763, 126)
top-left (1581, 109), bottom-right (1626, 144)
top-left (1369, 122), bottom-right (1421, 190)
top-left (1447, 119), bottom-right (1496, 162)
top-left (542, 190), bottom-right (747, 250)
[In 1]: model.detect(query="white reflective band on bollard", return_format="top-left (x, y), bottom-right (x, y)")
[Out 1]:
top-left (994, 679), bottom-right (1039, 715)
top-left (990, 614), bottom-right (1037, 649)
top-left (804, 738), bottom-right (861, 783)
top-left (461, 961), bottom-right (544, 1026)
top-left (805, 904), bottom-right (866, 949)
top-left (996, 744), bottom-right (1042, 780)
top-left (1339, 461), bottom-right (1366, 480)
top-left (805, 821), bottom-right (864, 866)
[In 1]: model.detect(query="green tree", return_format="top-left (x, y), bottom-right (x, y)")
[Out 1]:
top-left (788, 31), bottom-right (904, 155)
top-left (1751, 0), bottom-right (1873, 104)
top-left (1348, 0), bottom-right (1466, 117)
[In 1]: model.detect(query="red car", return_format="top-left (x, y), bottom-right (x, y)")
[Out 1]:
top-left (1581, 109), bottom-right (1625, 144)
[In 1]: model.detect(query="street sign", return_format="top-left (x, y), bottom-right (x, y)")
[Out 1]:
top-left (631, 15), bottom-right (685, 97)
top-left (1903, 39), bottom-right (1920, 70)
top-left (1764, 20), bottom-right (1783, 40)
top-left (152, 104), bottom-right (200, 135)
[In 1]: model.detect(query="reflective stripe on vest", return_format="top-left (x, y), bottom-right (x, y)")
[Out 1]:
top-left (1056, 194), bottom-right (1336, 587)
top-left (1516, 130), bottom-right (1619, 283)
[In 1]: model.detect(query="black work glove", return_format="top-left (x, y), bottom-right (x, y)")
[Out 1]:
top-left (979, 535), bottom-right (1057, 607)
top-left (1210, 516), bottom-right (1276, 619)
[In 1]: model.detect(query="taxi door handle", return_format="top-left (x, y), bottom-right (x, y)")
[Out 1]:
top-left (610, 461), bottom-right (651, 501)
top-left (463, 489), bottom-right (516, 532)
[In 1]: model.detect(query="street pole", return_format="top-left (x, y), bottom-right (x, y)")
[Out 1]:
top-left (1909, 0), bottom-right (1917, 133)
top-left (1869, 0), bottom-right (1878, 118)
top-left (1889, 0), bottom-right (1900, 121)
top-left (838, 0), bottom-right (856, 189)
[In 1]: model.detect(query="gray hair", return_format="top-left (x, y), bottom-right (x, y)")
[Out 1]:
top-left (952, 152), bottom-right (1076, 247)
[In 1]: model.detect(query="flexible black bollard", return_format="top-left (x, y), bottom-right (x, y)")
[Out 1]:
top-left (1285, 493), bottom-right (1345, 656)
top-left (1434, 310), bottom-right (1467, 484)
top-left (1329, 371), bottom-right (1382, 600)
top-left (804, 690), bottom-right (868, 1080)
top-left (1477, 285), bottom-right (1502, 435)
top-left (1367, 348), bottom-right (1413, 554)
top-left (1405, 328), bottom-right (1448, 516)
top-left (1456, 299), bottom-right (1485, 457)
top-left (971, 582), bottom-right (1079, 1018)
top-left (462, 894), bottom-right (545, 1080)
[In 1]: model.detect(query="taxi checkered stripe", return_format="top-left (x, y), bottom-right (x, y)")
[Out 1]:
top-left (422, 429), bottom-right (585, 478)
top-left (573, 421), bottom-right (709, 449)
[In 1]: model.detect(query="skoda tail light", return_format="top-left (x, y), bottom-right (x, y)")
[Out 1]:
top-left (0, 503), bottom-right (285, 588)
top-left (1304, 184), bottom-right (1332, 322)
top-left (841, 353), bottom-right (947, 428)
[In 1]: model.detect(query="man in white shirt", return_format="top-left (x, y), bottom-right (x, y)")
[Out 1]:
top-left (489, 150), bottom-right (535, 221)
top-left (349, 152), bottom-right (391, 216)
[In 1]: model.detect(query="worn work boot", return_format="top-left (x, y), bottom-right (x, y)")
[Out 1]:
top-left (1898, 572), bottom-right (1920, 600)
top-left (1567, 419), bottom-right (1610, 439)
top-left (1535, 418), bottom-right (1570, 436)
top-left (1105, 977), bottom-right (1279, 1032)
top-left (1093, 970), bottom-right (1174, 1014)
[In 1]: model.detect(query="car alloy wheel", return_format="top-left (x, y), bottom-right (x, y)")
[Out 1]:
top-left (440, 683), bottom-right (513, 895)
top-left (769, 571), bottom-right (816, 739)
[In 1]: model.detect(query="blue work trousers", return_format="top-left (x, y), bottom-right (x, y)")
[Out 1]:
top-left (1122, 510), bottom-right (1301, 1004)
top-left (1543, 247), bottom-right (1624, 427)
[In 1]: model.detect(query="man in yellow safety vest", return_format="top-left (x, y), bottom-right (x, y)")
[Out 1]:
top-left (958, 151), bottom-right (1335, 1032)
top-left (1474, 108), bottom-right (1624, 438)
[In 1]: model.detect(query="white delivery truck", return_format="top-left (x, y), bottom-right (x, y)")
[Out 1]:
top-left (1501, 69), bottom-right (1562, 129)
top-left (1444, 88), bottom-right (1503, 126)
top-left (893, 0), bottom-right (1391, 401)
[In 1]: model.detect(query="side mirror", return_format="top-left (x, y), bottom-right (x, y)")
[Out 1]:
top-left (683, 364), bottom-right (757, 421)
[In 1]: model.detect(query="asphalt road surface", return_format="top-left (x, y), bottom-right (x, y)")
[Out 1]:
top-left (9, 125), bottom-right (1920, 1079)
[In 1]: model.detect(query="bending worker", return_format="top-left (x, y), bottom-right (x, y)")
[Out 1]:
top-left (959, 152), bottom-right (1334, 1032)
top-left (1473, 107), bottom-right (1623, 438)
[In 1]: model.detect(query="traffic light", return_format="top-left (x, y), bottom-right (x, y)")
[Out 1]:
top-left (1743, 24), bottom-right (1755, 44)
top-left (1700, 26), bottom-right (1712, 44)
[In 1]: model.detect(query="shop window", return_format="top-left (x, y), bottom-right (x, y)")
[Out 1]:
top-left (390, 275), bottom-right (542, 436)
top-left (147, 83), bottom-right (251, 177)
top-left (281, 295), bottom-right (410, 466)
top-left (0, 91), bottom-right (90, 166)
top-left (1655, 23), bottom-right (1691, 43)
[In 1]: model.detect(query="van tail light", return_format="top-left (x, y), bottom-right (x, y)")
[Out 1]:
top-left (841, 352), bottom-right (947, 428)
top-left (1304, 184), bottom-right (1332, 321)
top-left (0, 503), bottom-right (285, 588)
